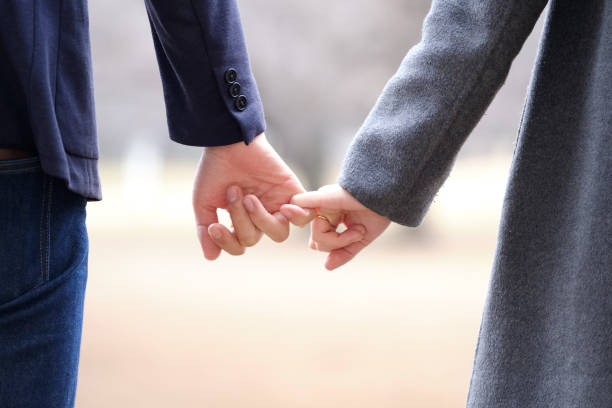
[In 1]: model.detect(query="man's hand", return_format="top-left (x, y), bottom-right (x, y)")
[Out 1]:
top-left (282, 184), bottom-right (391, 270)
top-left (193, 133), bottom-right (311, 260)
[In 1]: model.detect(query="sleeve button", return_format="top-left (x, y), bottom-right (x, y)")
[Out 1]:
top-left (228, 82), bottom-right (241, 98)
top-left (224, 68), bottom-right (238, 84)
top-left (234, 95), bottom-right (248, 111)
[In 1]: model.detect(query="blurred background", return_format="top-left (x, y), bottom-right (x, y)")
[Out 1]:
top-left (77, 1), bottom-right (547, 406)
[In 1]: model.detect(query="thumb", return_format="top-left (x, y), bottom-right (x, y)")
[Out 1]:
top-left (195, 205), bottom-right (222, 261)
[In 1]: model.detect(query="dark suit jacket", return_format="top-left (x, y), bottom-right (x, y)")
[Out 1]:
top-left (0, 0), bottom-right (265, 200)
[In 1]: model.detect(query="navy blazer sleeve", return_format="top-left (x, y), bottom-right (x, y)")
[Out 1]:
top-left (144, 0), bottom-right (265, 146)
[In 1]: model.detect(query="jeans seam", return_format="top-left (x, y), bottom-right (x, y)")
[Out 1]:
top-left (39, 176), bottom-right (47, 283)
top-left (45, 179), bottom-right (53, 281)
top-left (39, 176), bottom-right (53, 283)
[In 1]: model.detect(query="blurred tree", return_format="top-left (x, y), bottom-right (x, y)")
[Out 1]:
top-left (240, 0), bottom-right (430, 187)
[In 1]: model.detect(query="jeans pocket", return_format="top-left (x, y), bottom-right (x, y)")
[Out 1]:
top-left (0, 158), bottom-right (51, 305)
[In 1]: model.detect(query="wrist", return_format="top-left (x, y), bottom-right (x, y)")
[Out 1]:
top-left (204, 133), bottom-right (266, 156)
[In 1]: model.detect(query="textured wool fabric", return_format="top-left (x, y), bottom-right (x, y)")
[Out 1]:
top-left (339, 0), bottom-right (612, 405)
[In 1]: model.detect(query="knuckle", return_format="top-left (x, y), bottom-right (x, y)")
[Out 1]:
top-left (312, 232), bottom-right (326, 242)
top-left (223, 242), bottom-right (246, 256)
top-left (251, 214), bottom-right (268, 227)
top-left (317, 245), bottom-right (332, 253)
top-left (238, 234), bottom-right (260, 247)
top-left (298, 215), bottom-right (313, 226)
top-left (228, 246), bottom-right (246, 256)
top-left (339, 236), bottom-right (353, 246)
top-left (211, 234), bottom-right (225, 245)
top-left (317, 239), bottom-right (337, 253)
top-left (271, 230), bottom-right (289, 243)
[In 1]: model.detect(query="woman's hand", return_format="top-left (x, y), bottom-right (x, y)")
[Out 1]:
top-left (281, 184), bottom-right (391, 270)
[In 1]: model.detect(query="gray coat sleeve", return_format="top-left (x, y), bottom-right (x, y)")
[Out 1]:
top-left (338, 0), bottom-right (548, 226)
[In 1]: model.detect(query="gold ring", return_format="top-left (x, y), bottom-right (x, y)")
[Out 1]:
top-left (316, 214), bottom-right (331, 223)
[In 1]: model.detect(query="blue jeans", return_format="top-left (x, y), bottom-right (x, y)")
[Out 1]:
top-left (0, 157), bottom-right (88, 408)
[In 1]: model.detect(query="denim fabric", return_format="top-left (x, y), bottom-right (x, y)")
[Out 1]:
top-left (0, 157), bottom-right (88, 408)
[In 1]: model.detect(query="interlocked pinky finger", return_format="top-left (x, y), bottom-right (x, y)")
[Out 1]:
top-left (243, 195), bottom-right (290, 243)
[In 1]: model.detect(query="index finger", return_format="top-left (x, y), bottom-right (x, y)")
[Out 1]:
top-left (279, 204), bottom-right (317, 227)
top-left (291, 190), bottom-right (342, 209)
top-left (291, 185), bottom-right (347, 210)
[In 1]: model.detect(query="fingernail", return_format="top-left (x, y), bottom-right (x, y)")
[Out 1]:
top-left (209, 225), bottom-right (222, 240)
top-left (300, 208), bottom-right (314, 217)
top-left (279, 207), bottom-right (291, 219)
top-left (227, 186), bottom-right (238, 203)
top-left (243, 196), bottom-right (254, 212)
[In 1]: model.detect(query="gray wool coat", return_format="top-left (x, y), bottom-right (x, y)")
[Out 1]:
top-left (338, 0), bottom-right (612, 406)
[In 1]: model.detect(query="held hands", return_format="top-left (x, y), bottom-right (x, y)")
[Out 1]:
top-left (210, 181), bottom-right (390, 270)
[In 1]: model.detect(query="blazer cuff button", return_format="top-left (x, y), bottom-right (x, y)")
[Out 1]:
top-left (224, 68), bottom-right (238, 84)
top-left (234, 95), bottom-right (248, 111)
top-left (228, 82), bottom-right (241, 98)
